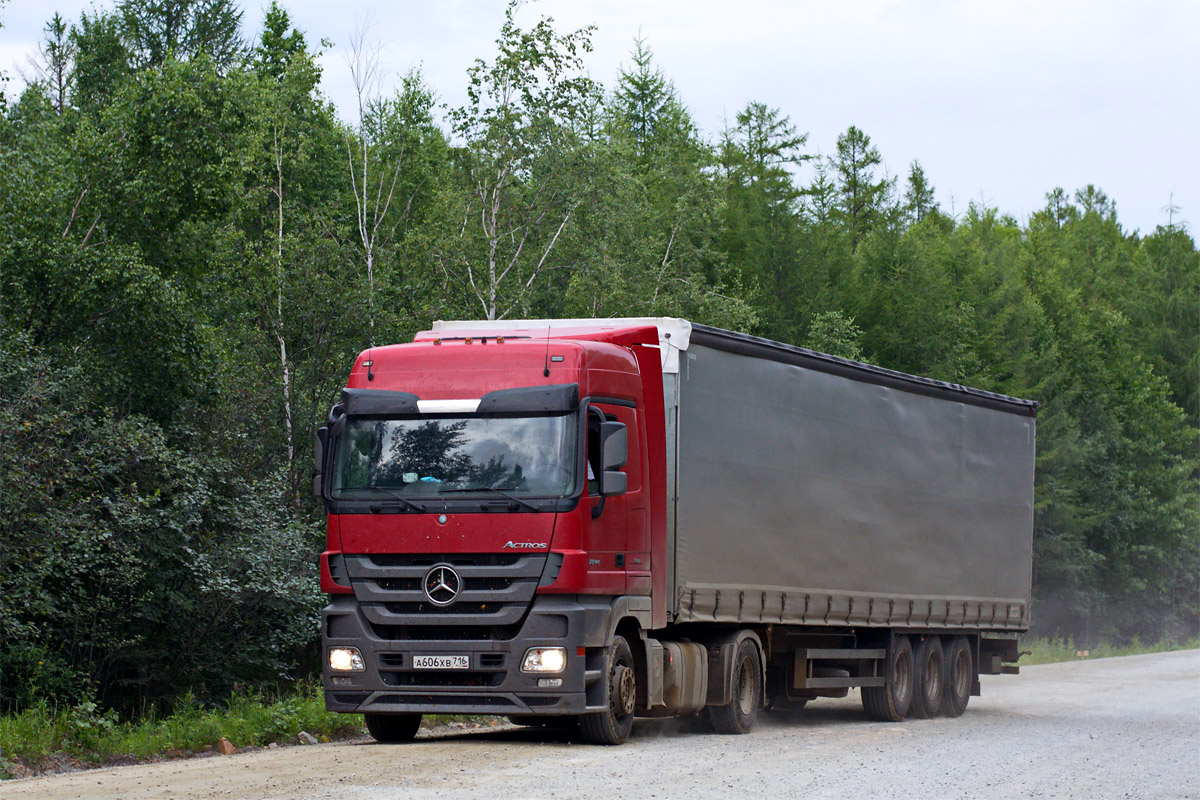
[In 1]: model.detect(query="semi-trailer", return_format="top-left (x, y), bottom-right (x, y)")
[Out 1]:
top-left (316, 318), bottom-right (1035, 744)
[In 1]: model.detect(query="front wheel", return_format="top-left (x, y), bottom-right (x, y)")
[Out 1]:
top-left (704, 638), bottom-right (762, 735)
top-left (579, 636), bottom-right (636, 745)
top-left (365, 713), bottom-right (422, 743)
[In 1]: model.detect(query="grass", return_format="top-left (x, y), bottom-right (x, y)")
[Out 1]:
top-left (1018, 636), bottom-right (1200, 666)
top-left (0, 682), bottom-right (364, 778)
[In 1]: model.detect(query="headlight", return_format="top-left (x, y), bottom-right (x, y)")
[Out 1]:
top-left (521, 647), bottom-right (567, 673)
top-left (329, 646), bottom-right (366, 672)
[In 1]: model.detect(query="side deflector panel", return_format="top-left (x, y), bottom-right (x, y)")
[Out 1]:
top-left (662, 372), bottom-right (680, 621)
top-left (672, 341), bottom-right (1035, 631)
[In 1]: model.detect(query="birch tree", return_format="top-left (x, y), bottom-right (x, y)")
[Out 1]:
top-left (255, 2), bottom-right (320, 501)
top-left (344, 24), bottom-right (436, 335)
top-left (437, 1), bottom-right (596, 320)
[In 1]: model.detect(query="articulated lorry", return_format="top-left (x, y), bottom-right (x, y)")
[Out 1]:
top-left (316, 318), bottom-right (1035, 744)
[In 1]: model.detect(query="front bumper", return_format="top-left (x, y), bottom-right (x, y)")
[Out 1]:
top-left (322, 594), bottom-right (611, 716)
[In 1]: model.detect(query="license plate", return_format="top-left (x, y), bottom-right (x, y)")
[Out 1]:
top-left (412, 655), bottom-right (470, 669)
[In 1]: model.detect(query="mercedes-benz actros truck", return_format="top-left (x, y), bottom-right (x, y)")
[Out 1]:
top-left (316, 318), bottom-right (1035, 744)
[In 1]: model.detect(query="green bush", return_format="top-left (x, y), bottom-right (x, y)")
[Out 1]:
top-left (0, 685), bottom-right (362, 773)
top-left (0, 332), bottom-right (324, 715)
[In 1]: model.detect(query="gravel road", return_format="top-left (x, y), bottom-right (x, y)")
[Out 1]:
top-left (4, 650), bottom-right (1197, 800)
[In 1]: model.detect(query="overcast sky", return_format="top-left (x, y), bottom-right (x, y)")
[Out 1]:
top-left (2, 0), bottom-right (1196, 234)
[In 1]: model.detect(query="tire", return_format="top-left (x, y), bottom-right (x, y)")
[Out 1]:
top-left (942, 636), bottom-right (972, 718)
top-left (704, 638), bottom-right (762, 735)
top-left (364, 713), bottom-right (422, 743)
top-left (579, 636), bottom-right (637, 745)
top-left (909, 635), bottom-right (945, 719)
top-left (862, 635), bottom-right (914, 722)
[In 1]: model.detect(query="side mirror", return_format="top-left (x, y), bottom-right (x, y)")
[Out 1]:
top-left (313, 426), bottom-right (328, 498)
top-left (600, 421), bottom-right (627, 470)
top-left (601, 470), bottom-right (627, 496)
top-left (315, 427), bottom-right (328, 472)
top-left (599, 421), bottom-right (627, 497)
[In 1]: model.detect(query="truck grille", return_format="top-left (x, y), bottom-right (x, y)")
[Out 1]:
top-left (375, 577), bottom-right (515, 592)
top-left (369, 624), bottom-right (522, 641)
top-left (381, 672), bottom-right (504, 688)
top-left (385, 601), bottom-right (508, 615)
top-left (368, 553), bottom-right (523, 568)
top-left (343, 553), bottom-right (546, 642)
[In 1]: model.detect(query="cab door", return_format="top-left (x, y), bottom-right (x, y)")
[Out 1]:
top-left (583, 402), bottom-right (648, 595)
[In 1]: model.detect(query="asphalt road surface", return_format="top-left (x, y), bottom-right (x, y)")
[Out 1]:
top-left (4, 650), bottom-right (1197, 800)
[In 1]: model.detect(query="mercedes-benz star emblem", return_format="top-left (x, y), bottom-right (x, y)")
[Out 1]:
top-left (423, 564), bottom-right (461, 606)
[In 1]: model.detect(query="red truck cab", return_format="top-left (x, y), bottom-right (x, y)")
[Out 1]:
top-left (317, 322), bottom-right (668, 742)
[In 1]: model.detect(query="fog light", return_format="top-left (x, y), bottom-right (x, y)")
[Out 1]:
top-left (329, 646), bottom-right (365, 672)
top-left (537, 678), bottom-right (562, 688)
top-left (521, 647), bottom-right (566, 673)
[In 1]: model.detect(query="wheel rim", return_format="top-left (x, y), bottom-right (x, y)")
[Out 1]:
top-left (924, 651), bottom-right (942, 701)
top-left (612, 663), bottom-right (636, 719)
top-left (736, 657), bottom-right (755, 716)
top-left (952, 649), bottom-right (970, 699)
top-left (893, 650), bottom-right (912, 706)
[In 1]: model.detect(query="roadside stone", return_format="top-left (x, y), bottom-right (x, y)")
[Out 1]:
top-left (216, 738), bottom-right (237, 756)
top-left (201, 745), bottom-right (214, 754)
top-left (297, 731), bottom-right (318, 745)
top-left (268, 743), bottom-right (280, 750)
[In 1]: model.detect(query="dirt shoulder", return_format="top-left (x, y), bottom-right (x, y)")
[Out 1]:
top-left (3, 650), bottom-right (1198, 800)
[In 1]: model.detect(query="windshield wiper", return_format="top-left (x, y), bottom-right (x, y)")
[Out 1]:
top-left (438, 486), bottom-right (540, 512)
top-left (366, 487), bottom-right (425, 513)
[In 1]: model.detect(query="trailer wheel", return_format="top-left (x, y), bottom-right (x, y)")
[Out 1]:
top-left (909, 636), bottom-right (945, 718)
top-left (862, 635), bottom-right (914, 722)
top-left (364, 713), bottom-right (422, 743)
top-left (704, 638), bottom-right (762, 734)
top-left (942, 636), bottom-right (972, 717)
top-left (580, 635), bottom-right (636, 745)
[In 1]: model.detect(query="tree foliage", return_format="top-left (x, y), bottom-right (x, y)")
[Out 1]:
top-left (118, 0), bottom-right (244, 71)
top-left (0, 0), bottom-right (1194, 717)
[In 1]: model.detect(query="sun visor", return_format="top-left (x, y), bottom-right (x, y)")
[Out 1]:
top-left (341, 388), bottom-right (420, 415)
top-left (477, 383), bottom-right (580, 413)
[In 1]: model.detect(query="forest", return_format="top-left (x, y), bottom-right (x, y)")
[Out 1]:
top-left (0, 0), bottom-right (1196, 717)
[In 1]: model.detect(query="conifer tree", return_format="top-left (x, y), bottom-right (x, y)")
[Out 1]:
top-left (903, 160), bottom-right (938, 223)
top-left (832, 125), bottom-right (890, 253)
top-left (118, 0), bottom-right (244, 71)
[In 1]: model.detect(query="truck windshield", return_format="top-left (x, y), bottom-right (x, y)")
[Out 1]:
top-left (331, 414), bottom-right (576, 499)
